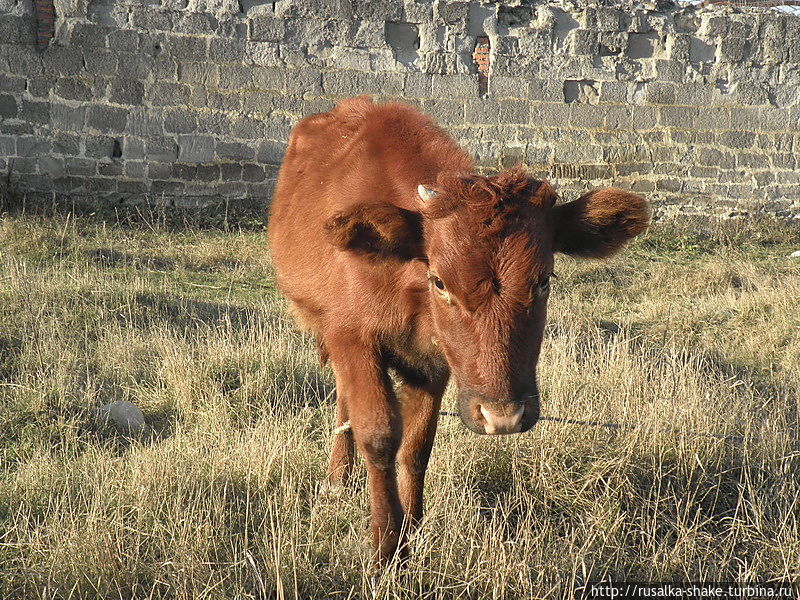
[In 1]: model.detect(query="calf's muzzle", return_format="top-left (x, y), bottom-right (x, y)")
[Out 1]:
top-left (457, 388), bottom-right (540, 435)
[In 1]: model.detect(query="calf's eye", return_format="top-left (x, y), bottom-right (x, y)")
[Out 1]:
top-left (538, 275), bottom-right (551, 292)
top-left (433, 277), bottom-right (446, 291)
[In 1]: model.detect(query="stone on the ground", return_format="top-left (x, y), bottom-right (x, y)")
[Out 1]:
top-left (96, 400), bottom-right (146, 436)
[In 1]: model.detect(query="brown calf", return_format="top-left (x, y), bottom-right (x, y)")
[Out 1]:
top-left (268, 96), bottom-right (649, 563)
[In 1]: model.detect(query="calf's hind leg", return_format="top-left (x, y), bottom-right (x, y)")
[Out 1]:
top-left (327, 365), bottom-right (355, 487)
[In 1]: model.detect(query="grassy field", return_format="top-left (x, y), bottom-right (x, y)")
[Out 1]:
top-left (0, 206), bottom-right (799, 599)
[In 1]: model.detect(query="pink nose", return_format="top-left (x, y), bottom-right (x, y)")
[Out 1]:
top-left (479, 404), bottom-right (525, 435)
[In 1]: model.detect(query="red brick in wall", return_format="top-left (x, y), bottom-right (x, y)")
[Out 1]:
top-left (472, 36), bottom-right (490, 97)
top-left (34, 0), bottom-right (55, 48)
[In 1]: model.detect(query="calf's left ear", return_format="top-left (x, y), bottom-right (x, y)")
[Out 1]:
top-left (325, 202), bottom-right (423, 260)
top-left (552, 188), bottom-right (650, 258)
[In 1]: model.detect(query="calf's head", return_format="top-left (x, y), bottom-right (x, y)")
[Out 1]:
top-left (326, 168), bottom-right (649, 435)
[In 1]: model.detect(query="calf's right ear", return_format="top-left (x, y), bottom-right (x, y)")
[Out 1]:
top-left (552, 188), bottom-right (650, 258)
top-left (325, 202), bottom-right (423, 260)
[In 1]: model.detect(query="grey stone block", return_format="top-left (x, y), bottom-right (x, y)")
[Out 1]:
top-left (163, 109), bottom-right (197, 134)
top-left (645, 82), bottom-right (676, 105)
top-left (52, 133), bottom-right (80, 155)
top-left (301, 97), bottom-right (334, 116)
top-left (178, 62), bottom-right (219, 87)
top-left (70, 23), bottom-right (110, 48)
top-left (221, 163), bottom-right (242, 182)
top-left (666, 34), bottom-right (689, 61)
top-left (488, 76), bottom-right (524, 99)
top-left (208, 37), bottom-right (246, 62)
top-left (0, 94), bottom-right (17, 119)
top-left (436, 1), bottom-right (469, 24)
top-left (570, 29), bottom-right (598, 56)
top-left (165, 35), bottom-right (208, 60)
top-left (217, 141), bottom-right (256, 161)
top-left (421, 99), bottom-right (464, 126)
top-left (196, 112), bottom-right (232, 136)
top-left (40, 47), bottom-right (83, 77)
top-left (207, 91), bottom-right (242, 112)
top-left (718, 131), bottom-right (756, 150)
top-left (698, 148), bottom-right (735, 169)
top-left (404, 72), bottom-right (431, 97)
top-left (25, 77), bottom-right (51, 98)
top-left (525, 145), bottom-right (551, 165)
top-left (0, 74), bottom-right (25, 94)
top-left (98, 161), bottom-right (124, 177)
top-left (285, 68), bottom-right (322, 96)
top-left (535, 103), bottom-right (569, 128)
top-left (195, 164), bottom-right (220, 182)
top-left (147, 161), bottom-right (172, 180)
top-left (16, 136), bottom-right (50, 157)
top-left (172, 163), bottom-right (197, 180)
top-left (599, 31), bottom-right (627, 55)
top-left (465, 98), bottom-right (501, 125)
top-left (51, 104), bottom-right (86, 131)
top-left (124, 137), bottom-right (145, 161)
top-left (177, 135), bottom-right (215, 163)
top-left (242, 163), bottom-right (266, 181)
top-left (152, 180), bottom-right (185, 195)
top-left (146, 138), bottom-right (179, 162)
top-left (65, 157), bottom-right (98, 176)
top-left (420, 51), bottom-right (456, 75)
top-left (19, 99), bottom-right (49, 125)
top-left (256, 139), bottom-right (287, 164)
top-left (54, 78), bottom-right (92, 102)
top-left (568, 103), bottom-right (605, 129)
top-left (627, 32), bottom-right (658, 59)
top-left (230, 116), bottom-right (266, 139)
top-left (695, 107), bottom-right (730, 130)
top-left (84, 51), bottom-right (118, 76)
top-left (115, 53), bottom-right (155, 80)
top-left (353, 0), bottom-right (403, 20)
top-left (124, 161), bottom-right (146, 179)
top-left (217, 64), bottom-right (253, 90)
top-left (500, 99), bottom-right (529, 124)
top-left (659, 106), bottom-right (699, 128)
top-left (242, 90), bottom-right (278, 115)
top-left (151, 60), bottom-right (179, 82)
top-left (148, 82), bottom-right (191, 106)
top-left (252, 66), bottom-right (286, 91)
top-left (109, 79), bottom-right (145, 105)
top-left (351, 20), bottom-right (386, 49)
top-left (719, 36), bottom-right (747, 63)
top-left (107, 29), bottom-right (140, 52)
top-left (554, 143), bottom-right (603, 163)
top-left (130, 9), bottom-right (172, 32)
top-left (526, 79), bottom-right (561, 103)
top-left (323, 70), bottom-right (373, 95)
top-left (87, 105), bottom-right (128, 133)
top-left (431, 74), bottom-right (476, 99)
top-left (603, 105), bottom-right (633, 129)
top-left (264, 114), bottom-right (294, 139)
top-left (0, 14), bottom-right (35, 44)
top-left (734, 83), bottom-right (770, 106)
top-left (250, 16), bottom-right (285, 42)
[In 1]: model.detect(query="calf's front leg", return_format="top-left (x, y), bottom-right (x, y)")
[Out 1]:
top-left (328, 337), bottom-right (405, 564)
top-left (397, 375), bottom-right (447, 526)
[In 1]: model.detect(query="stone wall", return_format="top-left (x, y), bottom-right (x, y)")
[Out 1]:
top-left (1, 0), bottom-right (799, 217)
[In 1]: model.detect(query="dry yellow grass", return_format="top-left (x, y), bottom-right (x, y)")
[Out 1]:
top-left (0, 209), bottom-right (799, 598)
